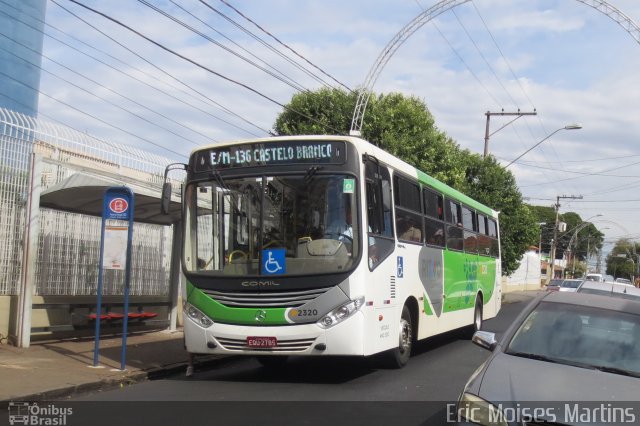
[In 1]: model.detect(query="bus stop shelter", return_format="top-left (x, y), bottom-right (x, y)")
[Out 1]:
top-left (16, 171), bottom-right (183, 347)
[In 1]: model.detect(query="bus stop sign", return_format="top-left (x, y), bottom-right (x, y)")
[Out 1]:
top-left (104, 190), bottom-right (131, 220)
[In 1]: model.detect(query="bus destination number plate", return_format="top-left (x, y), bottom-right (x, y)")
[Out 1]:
top-left (247, 336), bottom-right (277, 348)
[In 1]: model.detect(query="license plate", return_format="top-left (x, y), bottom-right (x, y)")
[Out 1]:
top-left (246, 336), bottom-right (277, 348)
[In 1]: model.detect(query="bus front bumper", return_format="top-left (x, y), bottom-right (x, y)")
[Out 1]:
top-left (184, 311), bottom-right (365, 356)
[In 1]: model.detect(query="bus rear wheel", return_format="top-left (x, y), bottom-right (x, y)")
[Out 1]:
top-left (385, 305), bottom-right (413, 368)
top-left (463, 297), bottom-right (483, 339)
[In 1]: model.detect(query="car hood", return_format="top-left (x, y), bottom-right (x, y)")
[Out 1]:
top-left (476, 352), bottom-right (640, 401)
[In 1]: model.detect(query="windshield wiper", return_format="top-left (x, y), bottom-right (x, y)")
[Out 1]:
top-left (507, 351), bottom-right (560, 364)
top-left (593, 366), bottom-right (640, 378)
top-left (304, 166), bottom-right (323, 183)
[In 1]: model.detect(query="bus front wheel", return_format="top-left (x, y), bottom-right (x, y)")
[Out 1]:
top-left (385, 305), bottom-right (413, 368)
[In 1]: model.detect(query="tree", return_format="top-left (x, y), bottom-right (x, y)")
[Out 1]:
top-left (273, 88), bottom-right (537, 275)
top-left (458, 152), bottom-right (538, 275)
top-left (606, 239), bottom-right (639, 280)
top-left (274, 89), bottom-right (465, 186)
top-left (528, 206), bottom-right (605, 267)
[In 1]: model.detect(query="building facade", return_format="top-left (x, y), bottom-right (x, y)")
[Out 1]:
top-left (0, 0), bottom-right (47, 117)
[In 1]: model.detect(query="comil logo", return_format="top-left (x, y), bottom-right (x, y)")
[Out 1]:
top-left (108, 197), bottom-right (129, 214)
top-left (8, 402), bottom-right (73, 425)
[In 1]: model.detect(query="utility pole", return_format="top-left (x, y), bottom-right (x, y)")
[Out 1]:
top-left (484, 110), bottom-right (537, 157)
top-left (547, 194), bottom-right (583, 283)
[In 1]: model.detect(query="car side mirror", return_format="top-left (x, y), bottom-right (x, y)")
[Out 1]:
top-left (161, 182), bottom-right (172, 215)
top-left (472, 330), bottom-right (497, 351)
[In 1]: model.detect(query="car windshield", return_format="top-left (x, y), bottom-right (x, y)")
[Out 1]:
top-left (183, 174), bottom-right (360, 276)
top-left (561, 280), bottom-right (582, 289)
top-left (506, 302), bottom-right (640, 377)
top-left (548, 280), bottom-right (562, 287)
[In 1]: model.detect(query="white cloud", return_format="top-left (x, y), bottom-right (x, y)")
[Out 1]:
top-left (33, 0), bottom-right (640, 246)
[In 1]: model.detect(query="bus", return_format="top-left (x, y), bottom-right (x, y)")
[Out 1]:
top-left (162, 135), bottom-right (501, 368)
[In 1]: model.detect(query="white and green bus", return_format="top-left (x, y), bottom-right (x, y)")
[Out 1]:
top-left (164, 135), bottom-right (501, 368)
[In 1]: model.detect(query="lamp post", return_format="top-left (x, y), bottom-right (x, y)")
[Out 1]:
top-left (505, 124), bottom-right (582, 168)
top-left (547, 195), bottom-right (584, 284)
top-left (538, 222), bottom-right (547, 287)
top-left (619, 247), bottom-right (640, 283)
top-left (538, 222), bottom-right (547, 255)
top-left (570, 226), bottom-right (608, 278)
top-left (583, 227), bottom-right (609, 276)
top-left (564, 215), bottom-right (603, 278)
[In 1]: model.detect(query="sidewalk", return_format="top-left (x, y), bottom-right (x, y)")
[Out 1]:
top-left (502, 289), bottom-right (542, 304)
top-left (0, 292), bottom-right (540, 403)
top-left (0, 329), bottom-right (224, 403)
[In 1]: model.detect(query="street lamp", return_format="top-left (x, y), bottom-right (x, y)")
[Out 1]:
top-left (550, 214), bottom-right (601, 280)
top-left (538, 222), bottom-right (547, 255)
top-left (569, 225), bottom-right (609, 278)
top-left (505, 124), bottom-right (582, 168)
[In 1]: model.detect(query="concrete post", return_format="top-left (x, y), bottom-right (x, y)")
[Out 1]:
top-left (168, 221), bottom-right (182, 331)
top-left (16, 153), bottom-right (42, 348)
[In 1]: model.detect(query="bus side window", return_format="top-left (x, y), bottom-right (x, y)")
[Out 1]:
top-left (445, 199), bottom-right (463, 251)
top-left (365, 159), bottom-right (394, 269)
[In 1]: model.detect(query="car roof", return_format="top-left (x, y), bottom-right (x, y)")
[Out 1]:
top-left (540, 290), bottom-right (640, 314)
top-left (578, 280), bottom-right (640, 293)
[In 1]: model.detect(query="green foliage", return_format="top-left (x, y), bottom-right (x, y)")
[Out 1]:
top-left (528, 206), bottom-right (605, 263)
top-left (457, 152), bottom-right (538, 275)
top-left (606, 239), bottom-right (640, 280)
top-left (273, 88), bottom-right (540, 275)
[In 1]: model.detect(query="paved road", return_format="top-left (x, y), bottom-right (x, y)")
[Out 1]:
top-left (68, 299), bottom-right (528, 425)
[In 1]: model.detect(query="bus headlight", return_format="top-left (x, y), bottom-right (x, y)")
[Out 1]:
top-left (186, 303), bottom-right (213, 328)
top-left (317, 297), bottom-right (364, 329)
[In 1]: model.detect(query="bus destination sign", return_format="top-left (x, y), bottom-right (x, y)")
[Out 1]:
top-left (196, 141), bottom-right (346, 171)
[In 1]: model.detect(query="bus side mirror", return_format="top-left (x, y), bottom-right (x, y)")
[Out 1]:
top-left (161, 182), bottom-right (172, 215)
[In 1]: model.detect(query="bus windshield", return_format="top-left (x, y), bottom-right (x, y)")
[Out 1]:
top-left (184, 173), bottom-right (360, 276)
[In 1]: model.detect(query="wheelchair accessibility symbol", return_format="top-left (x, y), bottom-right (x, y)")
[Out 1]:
top-left (262, 248), bottom-right (285, 275)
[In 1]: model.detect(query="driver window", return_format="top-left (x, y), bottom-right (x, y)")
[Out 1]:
top-left (365, 159), bottom-right (394, 270)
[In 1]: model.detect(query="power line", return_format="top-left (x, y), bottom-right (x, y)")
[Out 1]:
top-left (137, 0), bottom-right (309, 93)
top-left (519, 159), bottom-right (640, 187)
top-left (167, 0), bottom-right (310, 93)
top-left (450, 8), bottom-right (519, 108)
top-left (471, 2), bottom-right (536, 108)
top-left (466, 1), bottom-right (576, 193)
top-left (0, 34), bottom-right (212, 146)
top-left (0, 95), bottom-right (172, 165)
top-left (197, 0), bottom-right (338, 91)
top-left (501, 157), bottom-right (640, 178)
top-left (65, 0), bottom-right (346, 135)
top-left (214, 0), bottom-right (352, 92)
top-left (0, 70), bottom-right (185, 157)
top-left (50, 0), bottom-right (269, 136)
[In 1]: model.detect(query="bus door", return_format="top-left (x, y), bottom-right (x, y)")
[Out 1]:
top-left (363, 157), bottom-right (398, 354)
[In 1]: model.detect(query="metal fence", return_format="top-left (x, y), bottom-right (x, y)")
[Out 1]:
top-left (0, 108), bottom-right (181, 296)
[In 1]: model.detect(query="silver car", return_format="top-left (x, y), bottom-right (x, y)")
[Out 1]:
top-left (455, 292), bottom-right (640, 425)
top-left (558, 279), bottom-right (583, 292)
top-left (577, 280), bottom-right (640, 300)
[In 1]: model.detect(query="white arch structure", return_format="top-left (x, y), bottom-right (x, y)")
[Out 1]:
top-left (350, 0), bottom-right (640, 136)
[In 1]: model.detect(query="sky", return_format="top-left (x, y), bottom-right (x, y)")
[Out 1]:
top-left (31, 0), bottom-right (640, 254)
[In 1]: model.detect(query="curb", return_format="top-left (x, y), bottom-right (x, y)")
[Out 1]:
top-left (501, 290), bottom-right (542, 304)
top-left (0, 355), bottom-right (228, 404)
